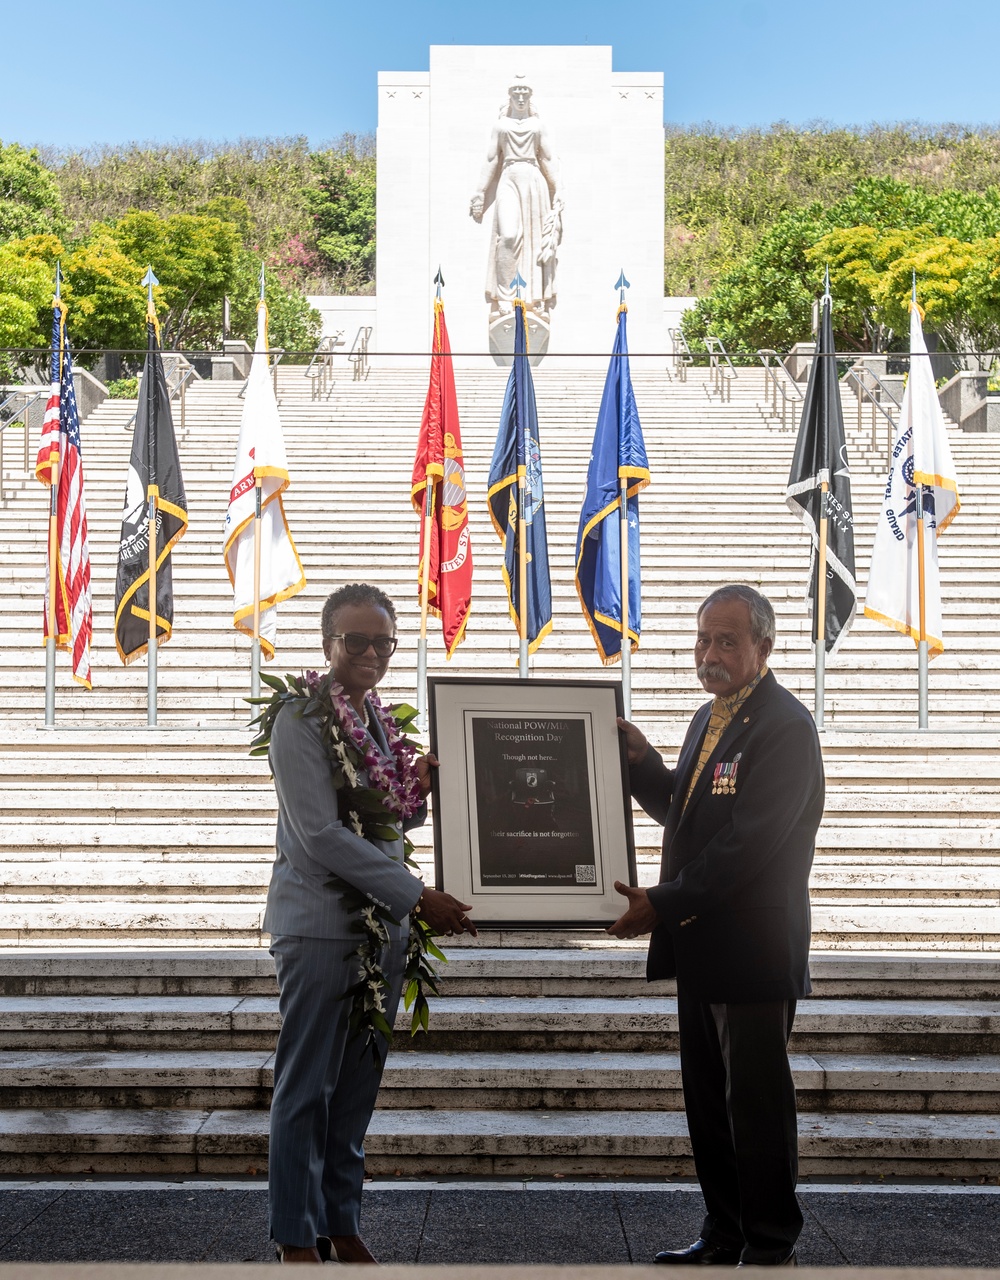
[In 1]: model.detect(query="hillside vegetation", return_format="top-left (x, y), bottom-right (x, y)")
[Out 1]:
top-left (2, 126), bottom-right (999, 361)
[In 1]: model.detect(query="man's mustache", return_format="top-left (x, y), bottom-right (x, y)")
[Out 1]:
top-left (698, 662), bottom-right (731, 683)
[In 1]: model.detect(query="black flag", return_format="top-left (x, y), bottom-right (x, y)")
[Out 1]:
top-left (114, 324), bottom-right (188, 664)
top-left (785, 289), bottom-right (857, 653)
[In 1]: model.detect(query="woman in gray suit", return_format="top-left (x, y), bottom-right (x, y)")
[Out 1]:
top-left (265, 583), bottom-right (476, 1264)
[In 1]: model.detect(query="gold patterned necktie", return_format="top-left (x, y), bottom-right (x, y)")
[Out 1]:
top-left (682, 665), bottom-right (767, 811)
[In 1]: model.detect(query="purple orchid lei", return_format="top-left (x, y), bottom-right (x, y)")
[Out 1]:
top-left (249, 667), bottom-right (444, 1062)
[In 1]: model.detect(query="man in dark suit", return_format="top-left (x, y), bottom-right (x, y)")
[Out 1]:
top-left (610, 584), bottom-right (824, 1268)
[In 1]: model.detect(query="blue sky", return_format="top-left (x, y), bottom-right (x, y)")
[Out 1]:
top-left (4, 0), bottom-right (997, 149)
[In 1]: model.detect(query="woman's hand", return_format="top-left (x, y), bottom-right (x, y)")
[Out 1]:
top-left (617, 717), bottom-right (650, 767)
top-left (469, 193), bottom-right (485, 223)
top-left (416, 888), bottom-right (477, 937)
top-left (415, 753), bottom-right (439, 798)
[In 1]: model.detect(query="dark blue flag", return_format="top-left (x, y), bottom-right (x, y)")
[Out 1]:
top-left (487, 302), bottom-right (552, 653)
top-left (575, 306), bottom-right (650, 663)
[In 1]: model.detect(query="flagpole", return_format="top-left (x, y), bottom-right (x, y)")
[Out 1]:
top-left (513, 291), bottom-right (529, 679)
top-left (44, 268), bottom-right (63, 728)
top-left (418, 477), bottom-right (434, 723)
top-left (250, 267), bottom-right (266, 701)
top-left (619, 476), bottom-right (631, 720)
top-left (814, 488), bottom-right (828, 729)
top-left (912, 277), bottom-right (929, 729)
top-left (143, 267), bottom-right (159, 728)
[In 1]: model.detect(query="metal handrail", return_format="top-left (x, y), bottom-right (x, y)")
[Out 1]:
top-left (349, 326), bottom-right (373, 382)
top-left (757, 350), bottom-right (804, 429)
top-left (705, 336), bottom-right (737, 401)
top-left (307, 333), bottom-right (344, 401)
top-left (125, 359), bottom-right (199, 433)
top-left (667, 327), bottom-right (693, 383)
top-left (845, 364), bottom-right (899, 456)
top-left (0, 387), bottom-right (47, 498)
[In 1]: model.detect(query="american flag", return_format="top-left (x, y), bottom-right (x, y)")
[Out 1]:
top-left (35, 305), bottom-right (92, 689)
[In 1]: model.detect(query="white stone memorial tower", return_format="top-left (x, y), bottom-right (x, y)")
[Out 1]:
top-left (375, 45), bottom-right (664, 366)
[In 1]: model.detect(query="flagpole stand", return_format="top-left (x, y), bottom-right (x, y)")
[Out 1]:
top-left (916, 486), bottom-right (929, 730)
top-left (44, 640), bottom-right (56, 728)
top-left (619, 477), bottom-right (632, 721)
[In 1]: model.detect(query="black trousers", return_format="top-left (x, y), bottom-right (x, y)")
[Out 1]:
top-left (677, 988), bottom-right (802, 1264)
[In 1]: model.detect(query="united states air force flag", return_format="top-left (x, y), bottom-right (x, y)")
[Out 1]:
top-left (487, 301), bottom-right (552, 653)
top-left (575, 306), bottom-right (650, 663)
top-left (864, 301), bottom-right (961, 656)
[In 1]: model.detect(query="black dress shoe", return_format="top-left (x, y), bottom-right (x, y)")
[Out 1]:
top-left (736, 1250), bottom-right (797, 1268)
top-left (654, 1238), bottom-right (742, 1266)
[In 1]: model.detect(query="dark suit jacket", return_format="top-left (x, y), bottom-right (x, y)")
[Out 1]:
top-left (631, 670), bottom-right (824, 1003)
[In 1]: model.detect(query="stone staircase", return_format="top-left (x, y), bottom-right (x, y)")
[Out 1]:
top-left (0, 362), bottom-right (998, 1177)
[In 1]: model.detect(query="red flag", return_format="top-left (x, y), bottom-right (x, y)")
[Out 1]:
top-left (411, 299), bottom-right (472, 656)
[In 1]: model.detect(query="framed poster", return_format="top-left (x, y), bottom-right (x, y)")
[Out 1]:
top-left (427, 677), bottom-right (637, 927)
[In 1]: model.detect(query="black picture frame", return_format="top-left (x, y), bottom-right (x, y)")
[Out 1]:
top-left (427, 676), bottom-right (637, 928)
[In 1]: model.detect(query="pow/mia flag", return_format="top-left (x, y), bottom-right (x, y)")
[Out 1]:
top-left (114, 324), bottom-right (188, 664)
top-left (785, 287), bottom-right (857, 655)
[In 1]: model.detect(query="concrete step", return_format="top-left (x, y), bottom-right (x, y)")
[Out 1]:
top-left (3, 948), bottom-right (999, 998)
top-left (3, 993), bottom-right (999, 1053)
top-left (0, 1105), bottom-right (993, 1177)
top-left (1, 1047), bottom-right (996, 1114)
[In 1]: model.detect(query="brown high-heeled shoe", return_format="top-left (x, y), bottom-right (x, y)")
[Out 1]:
top-left (275, 1242), bottom-right (324, 1264)
top-left (323, 1235), bottom-right (377, 1264)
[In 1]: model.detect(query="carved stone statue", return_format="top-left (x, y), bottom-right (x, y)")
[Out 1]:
top-left (470, 81), bottom-right (563, 324)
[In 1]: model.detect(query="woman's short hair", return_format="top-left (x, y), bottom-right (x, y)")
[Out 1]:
top-left (321, 584), bottom-right (397, 642)
top-left (697, 584), bottom-right (776, 646)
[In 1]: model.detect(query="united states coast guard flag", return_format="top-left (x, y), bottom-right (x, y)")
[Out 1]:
top-left (575, 305), bottom-right (650, 663)
top-left (224, 300), bottom-right (306, 658)
top-left (411, 296), bottom-right (472, 656)
top-left (115, 319), bottom-right (188, 664)
top-left (487, 300), bottom-right (552, 653)
top-left (785, 285), bottom-right (857, 654)
top-left (864, 301), bottom-right (961, 656)
top-left (35, 301), bottom-right (93, 688)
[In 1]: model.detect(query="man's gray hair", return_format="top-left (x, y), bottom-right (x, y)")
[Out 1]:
top-left (698, 584), bottom-right (776, 646)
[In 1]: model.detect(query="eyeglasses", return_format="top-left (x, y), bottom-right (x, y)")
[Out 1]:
top-left (330, 632), bottom-right (398, 658)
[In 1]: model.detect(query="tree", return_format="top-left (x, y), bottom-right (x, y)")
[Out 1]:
top-left (306, 141), bottom-right (376, 293)
top-left (683, 179), bottom-right (1000, 355)
top-left (61, 232), bottom-right (148, 354)
top-left (227, 251), bottom-right (320, 359)
top-left (97, 210), bottom-right (240, 347)
top-left (0, 236), bottom-right (56, 362)
top-left (0, 142), bottom-right (67, 244)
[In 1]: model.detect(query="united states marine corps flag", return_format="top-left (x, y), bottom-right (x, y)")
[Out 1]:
top-left (785, 273), bottom-right (857, 725)
top-left (411, 289), bottom-right (472, 664)
top-left (487, 293), bottom-right (552, 677)
top-left (115, 273), bottom-right (188, 687)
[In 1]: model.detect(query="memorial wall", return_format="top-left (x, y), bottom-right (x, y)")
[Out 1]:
top-left (374, 45), bottom-right (665, 367)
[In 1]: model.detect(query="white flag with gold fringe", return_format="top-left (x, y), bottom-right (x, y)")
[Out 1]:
top-left (224, 301), bottom-right (306, 659)
top-left (864, 303), bottom-right (960, 657)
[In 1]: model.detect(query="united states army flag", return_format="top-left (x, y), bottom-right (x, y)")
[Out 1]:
top-left (223, 301), bottom-right (306, 659)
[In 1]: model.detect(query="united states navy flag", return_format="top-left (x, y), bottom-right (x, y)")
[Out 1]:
top-left (487, 301), bottom-right (552, 653)
top-left (575, 305), bottom-right (650, 663)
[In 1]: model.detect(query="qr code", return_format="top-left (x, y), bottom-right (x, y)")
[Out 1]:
top-left (575, 864), bottom-right (597, 884)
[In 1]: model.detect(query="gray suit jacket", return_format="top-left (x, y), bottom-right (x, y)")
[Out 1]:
top-left (262, 698), bottom-right (424, 939)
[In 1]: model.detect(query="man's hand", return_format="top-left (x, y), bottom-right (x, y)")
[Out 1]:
top-left (607, 880), bottom-right (658, 939)
top-left (416, 888), bottom-right (478, 937)
top-left (617, 717), bottom-right (649, 767)
top-left (415, 753), bottom-right (439, 798)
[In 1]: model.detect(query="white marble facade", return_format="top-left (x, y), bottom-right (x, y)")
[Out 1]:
top-left (375, 46), bottom-right (664, 366)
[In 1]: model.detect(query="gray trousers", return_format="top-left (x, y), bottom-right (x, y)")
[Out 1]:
top-left (268, 930), bottom-right (406, 1247)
